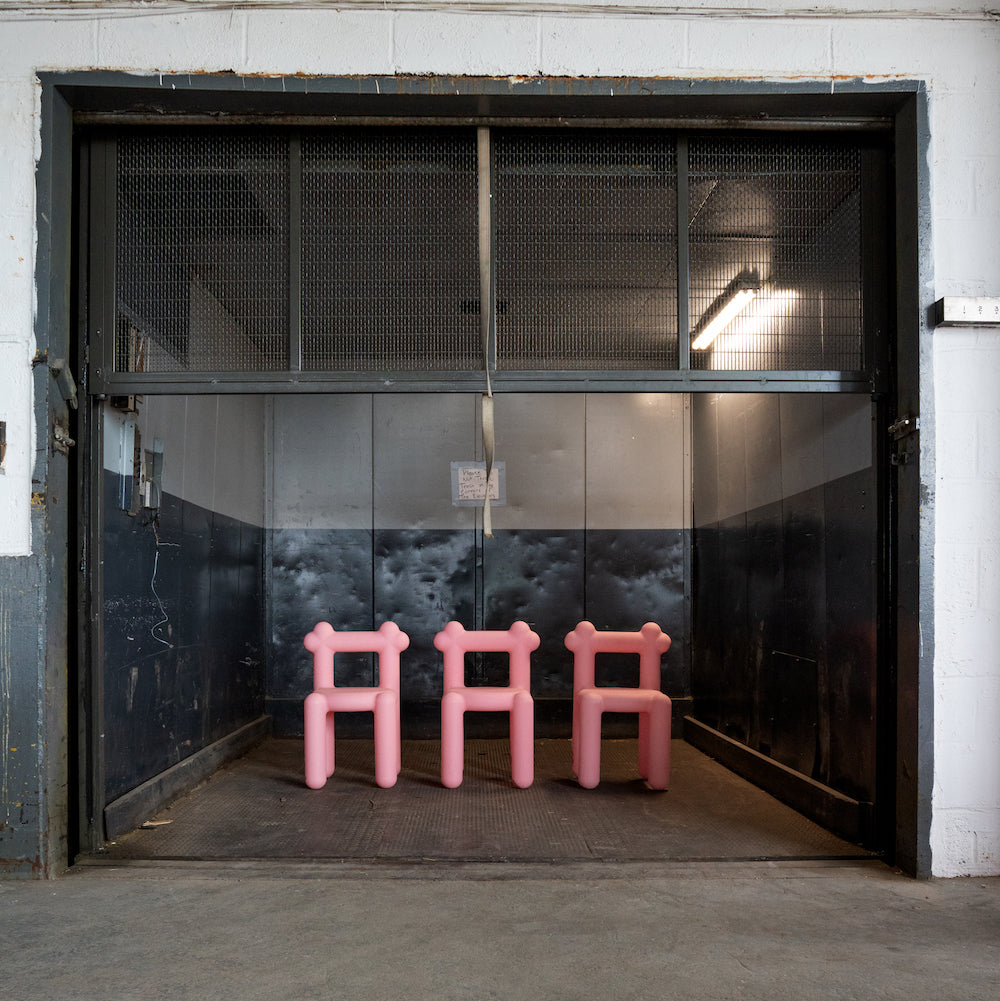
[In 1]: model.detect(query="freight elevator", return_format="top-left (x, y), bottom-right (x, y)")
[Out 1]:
top-left (78, 120), bottom-right (891, 862)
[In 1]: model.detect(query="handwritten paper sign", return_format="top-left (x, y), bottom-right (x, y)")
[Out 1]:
top-left (451, 461), bottom-right (506, 506)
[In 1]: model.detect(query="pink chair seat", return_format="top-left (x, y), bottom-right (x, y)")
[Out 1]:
top-left (435, 620), bottom-right (540, 788)
top-left (303, 621), bottom-right (409, 789)
top-left (565, 620), bottom-right (672, 790)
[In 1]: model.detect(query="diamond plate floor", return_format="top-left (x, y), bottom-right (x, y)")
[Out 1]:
top-left (95, 739), bottom-right (874, 864)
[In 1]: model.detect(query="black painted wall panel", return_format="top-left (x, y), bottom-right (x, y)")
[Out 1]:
top-left (745, 499), bottom-right (784, 753)
top-left (691, 469), bottom-right (877, 804)
top-left (103, 477), bottom-right (265, 803)
top-left (823, 470), bottom-right (878, 801)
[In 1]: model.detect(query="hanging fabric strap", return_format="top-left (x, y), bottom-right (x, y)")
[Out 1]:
top-left (477, 127), bottom-right (495, 537)
top-left (482, 392), bottom-right (495, 537)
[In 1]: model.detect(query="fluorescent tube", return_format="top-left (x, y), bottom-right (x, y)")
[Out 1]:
top-left (691, 287), bottom-right (758, 351)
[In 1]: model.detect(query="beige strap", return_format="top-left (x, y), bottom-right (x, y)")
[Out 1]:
top-left (482, 392), bottom-right (495, 538)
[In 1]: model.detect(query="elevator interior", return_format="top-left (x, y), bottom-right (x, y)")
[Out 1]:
top-left (82, 120), bottom-right (887, 858)
top-left (95, 387), bottom-right (877, 856)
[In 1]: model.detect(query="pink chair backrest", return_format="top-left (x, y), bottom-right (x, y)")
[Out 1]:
top-left (303, 621), bottom-right (410, 690)
top-left (434, 620), bottom-right (540, 690)
top-left (564, 620), bottom-right (671, 693)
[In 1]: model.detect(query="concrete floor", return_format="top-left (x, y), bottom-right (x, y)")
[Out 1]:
top-left (1, 861), bottom-right (997, 1000)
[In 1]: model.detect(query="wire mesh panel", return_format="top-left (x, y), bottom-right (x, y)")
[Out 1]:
top-left (301, 128), bottom-right (480, 371)
top-left (687, 137), bottom-right (863, 372)
top-left (116, 132), bottom-right (290, 372)
top-left (493, 129), bottom-right (678, 371)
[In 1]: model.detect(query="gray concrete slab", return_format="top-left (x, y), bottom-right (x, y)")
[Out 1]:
top-left (1, 861), bottom-right (997, 1000)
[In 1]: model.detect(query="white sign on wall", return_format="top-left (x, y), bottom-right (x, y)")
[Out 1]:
top-left (450, 461), bottom-right (506, 506)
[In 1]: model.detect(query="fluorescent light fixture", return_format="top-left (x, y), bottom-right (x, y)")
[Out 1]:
top-left (691, 286), bottom-right (758, 351)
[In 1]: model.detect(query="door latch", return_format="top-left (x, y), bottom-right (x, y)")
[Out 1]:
top-left (53, 419), bottom-right (76, 455)
top-left (889, 413), bottom-right (919, 465)
top-left (888, 414), bottom-right (919, 441)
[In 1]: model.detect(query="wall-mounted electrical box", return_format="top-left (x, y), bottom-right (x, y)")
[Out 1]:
top-left (933, 297), bottom-right (1000, 326)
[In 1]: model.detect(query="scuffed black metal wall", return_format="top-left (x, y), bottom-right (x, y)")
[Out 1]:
top-left (101, 397), bottom-right (267, 802)
top-left (690, 394), bottom-right (877, 805)
top-left (267, 392), bottom-right (690, 737)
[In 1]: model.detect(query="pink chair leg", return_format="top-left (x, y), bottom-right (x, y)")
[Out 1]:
top-left (577, 690), bottom-right (604, 789)
top-left (638, 711), bottom-right (650, 779)
top-left (326, 712), bottom-right (336, 779)
top-left (304, 692), bottom-right (331, 790)
top-left (571, 698), bottom-right (580, 778)
top-left (441, 691), bottom-right (466, 788)
top-left (510, 689), bottom-right (534, 789)
top-left (396, 702), bottom-right (402, 777)
top-left (373, 689), bottom-right (400, 789)
top-left (644, 699), bottom-right (671, 790)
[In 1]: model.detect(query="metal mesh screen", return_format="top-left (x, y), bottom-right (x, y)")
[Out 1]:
top-left (494, 129), bottom-right (678, 370)
top-left (116, 132), bottom-right (290, 372)
top-left (301, 128), bottom-right (480, 371)
top-left (109, 128), bottom-right (872, 381)
top-left (688, 137), bottom-right (863, 371)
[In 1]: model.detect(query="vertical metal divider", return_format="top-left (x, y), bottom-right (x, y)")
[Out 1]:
top-left (863, 142), bottom-right (896, 852)
top-left (676, 135), bottom-right (691, 372)
top-left (85, 135), bottom-right (113, 845)
top-left (288, 133), bottom-right (303, 373)
top-left (263, 394), bottom-right (276, 712)
top-left (676, 135), bottom-right (694, 731)
top-left (475, 126), bottom-right (495, 633)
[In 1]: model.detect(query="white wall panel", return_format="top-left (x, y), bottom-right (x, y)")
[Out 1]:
top-left (539, 16), bottom-right (685, 77)
top-left (245, 11), bottom-right (393, 74)
top-left (394, 11), bottom-right (538, 75)
top-left (0, 342), bottom-right (32, 556)
top-left (688, 19), bottom-right (831, 75)
top-left (96, 13), bottom-right (245, 72)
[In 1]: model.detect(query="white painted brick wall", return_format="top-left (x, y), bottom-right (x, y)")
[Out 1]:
top-left (0, 1), bottom-right (998, 876)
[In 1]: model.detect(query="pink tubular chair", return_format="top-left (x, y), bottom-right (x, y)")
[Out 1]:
top-left (564, 621), bottom-right (672, 790)
top-left (435, 620), bottom-right (540, 788)
top-left (303, 621), bottom-right (410, 790)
